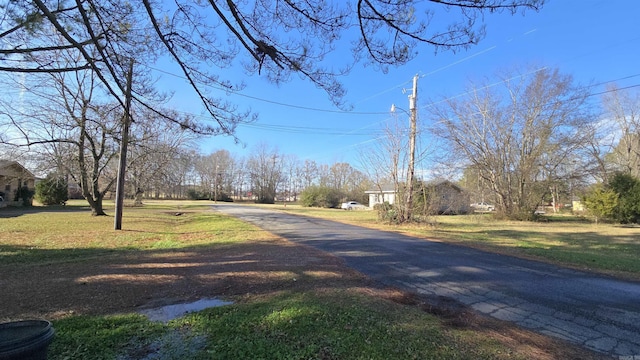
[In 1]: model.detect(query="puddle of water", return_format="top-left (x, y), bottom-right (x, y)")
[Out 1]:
top-left (140, 298), bottom-right (233, 322)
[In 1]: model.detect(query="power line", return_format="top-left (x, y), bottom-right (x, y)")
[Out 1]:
top-left (587, 83), bottom-right (640, 98)
top-left (144, 73), bottom-right (640, 137)
top-left (145, 64), bottom-right (387, 115)
top-left (142, 25), bottom-right (533, 116)
top-left (239, 122), bottom-right (383, 136)
top-left (420, 72), bottom-right (640, 113)
top-left (353, 27), bottom-right (537, 106)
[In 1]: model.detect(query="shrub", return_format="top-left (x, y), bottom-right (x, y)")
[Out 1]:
top-left (374, 201), bottom-right (398, 223)
top-left (255, 195), bottom-right (275, 204)
top-left (186, 189), bottom-right (233, 201)
top-left (300, 185), bottom-right (342, 208)
top-left (608, 172), bottom-right (640, 224)
top-left (35, 175), bottom-right (68, 205)
top-left (187, 189), bottom-right (207, 200)
top-left (217, 193), bottom-right (234, 202)
top-left (583, 184), bottom-right (618, 224)
top-left (14, 186), bottom-right (35, 206)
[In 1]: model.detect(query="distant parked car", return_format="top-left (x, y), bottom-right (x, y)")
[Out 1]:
top-left (341, 201), bottom-right (367, 210)
top-left (470, 202), bottom-right (495, 212)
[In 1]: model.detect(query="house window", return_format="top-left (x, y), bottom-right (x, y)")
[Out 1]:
top-left (4, 184), bottom-right (9, 192)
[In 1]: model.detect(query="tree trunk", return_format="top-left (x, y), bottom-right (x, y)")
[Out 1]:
top-left (86, 194), bottom-right (107, 216)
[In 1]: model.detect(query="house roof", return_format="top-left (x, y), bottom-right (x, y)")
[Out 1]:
top-left (365, 180), bottom-right (466, 194)
top-left (0, 160), bottom-right (35, 178)
top-left (364, 183), bottom-right (396, 193)
top-left (424, 179), bottom-right (465, 192)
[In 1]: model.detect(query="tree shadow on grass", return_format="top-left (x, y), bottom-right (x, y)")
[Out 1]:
top-left (0, 240), bottom-right (611, 360)
top-left (0, 239), bottom-right (373, 321)
top-left (0, 204), bottom-right (93, 219)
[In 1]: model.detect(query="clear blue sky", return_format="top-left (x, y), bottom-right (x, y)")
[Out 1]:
top-left (157, 1), bottom-right (640, 170)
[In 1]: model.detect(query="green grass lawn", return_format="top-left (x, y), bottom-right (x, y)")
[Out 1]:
top-left (0, 200), bottom-right (607, 359)
top-left (275, 204), bottom-right (640, 280)
top-left (0, 200), bottom-right (264, 265)
top-left (50, 291), bottom-right (534, 360)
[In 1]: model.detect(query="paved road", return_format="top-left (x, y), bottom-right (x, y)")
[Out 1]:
top-left (214, 204), bottom-right (640, 358)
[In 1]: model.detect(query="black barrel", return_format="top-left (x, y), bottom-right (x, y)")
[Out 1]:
top-left (0, 320), bottom-right (55, 360)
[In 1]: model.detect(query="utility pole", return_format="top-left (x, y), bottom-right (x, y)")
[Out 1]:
top-left (214, 161), bottom-right (219, 204)
top-left (406, 75), bottom-right (418, 222)
top-left (114, 59), bottom-right (134, 230)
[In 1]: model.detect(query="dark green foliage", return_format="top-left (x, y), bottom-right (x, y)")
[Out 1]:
top-left (582, 184), bottom-right (618, 224)
top-left (608, 172), bottom-right (640, 224)
top-left (374, 201), bottom-right (398, 223)
top-left (255, 194), bottom-right (275, 204)
top-left (35, 175), bottom-right (68, 205)
top-left (14, 185), bottom-right (34, 206)
top-left (344, 189), bottom-right (369, 205)
top-left (187, 189), bottom-right (207, 200)
top-left (217, 193), bottom-right (233, 202)
top-left (187, 188), bottom-right (233, 202)
top-left (300, 185), bottom-right (342, 208)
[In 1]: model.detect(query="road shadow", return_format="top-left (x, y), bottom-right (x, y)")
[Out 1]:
top-left (0, 204), bottom-right (93, 219)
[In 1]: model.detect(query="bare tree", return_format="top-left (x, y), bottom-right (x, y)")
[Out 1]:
top-left (300, 159), bottom-right (319, 188)
top-left (0, 27), bottom-right (195, 215)
top-left (431, 67), bottom-right (593, 219)
top-left (160, 149), bottom-right (197, 199)
top-left (343, 166), bottom-right (370, 204)
top-left (228, 155), bottom-right (247, 200)
top-left (317, 163), bottom-right (331, 188)
top-left (359, 113), bottom-right (409, 219)
top-left (247, 144), bottom-right (284, 204)
top-left (126, 113), bottom-right (194, 205)
top-left (327, 162), bottom-right (352, 191)
top-left (602, 85), bottom-right (640, 178)
top-left (192, 149), bottom-right (235, 201)
top-left (578, 119), bottom-right (617, 184)
top-left (282, 154), bottom-right (302, 202)
top-left (1, 0), bottom-right (545, 220)
top-left (1, 59), bottom-right (122, 215)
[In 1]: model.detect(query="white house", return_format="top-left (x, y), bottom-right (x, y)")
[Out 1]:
top-left (364, 184), bottom-right (396, 208)
top-left (365, 180), bottom-right (470, 214)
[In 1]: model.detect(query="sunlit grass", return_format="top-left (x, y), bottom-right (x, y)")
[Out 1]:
top-left (49, 314), bottom-right (166, 360)
top-left (177, 291), bottom-right (519, 360)
top-left (49, 290), bottom-right (532, 360)
top-left (0, 199), bottom-right (275, 265)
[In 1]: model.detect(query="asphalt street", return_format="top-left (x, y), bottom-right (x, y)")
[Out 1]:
top-left (214, 204), bottom-right (640, 358)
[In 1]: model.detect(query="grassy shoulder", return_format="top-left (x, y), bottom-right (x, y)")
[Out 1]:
top-left (0, 201), bottom-right (607, 359)
top-left (0, 200), bottom-right (266, 265)
top-left (49, 290), bottom-right (601, 360)
top-left (273, 204), bottom-right (640, 281)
